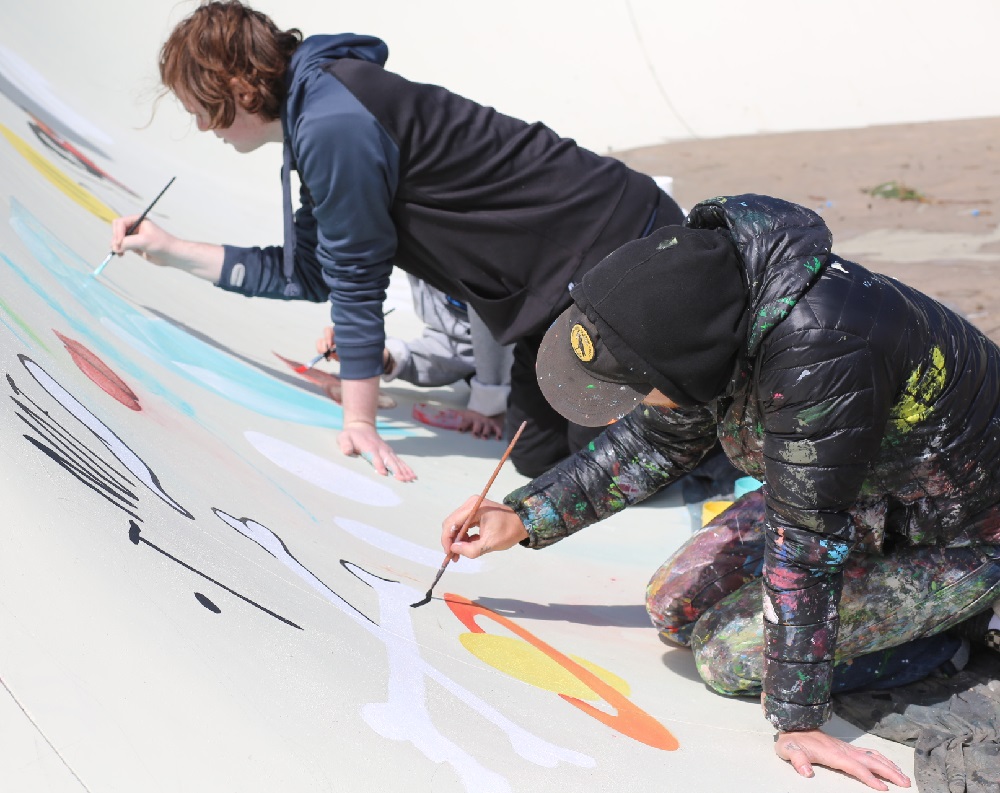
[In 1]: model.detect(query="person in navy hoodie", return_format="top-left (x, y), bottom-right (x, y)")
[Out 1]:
top-left (110, 0), bottom-right (686, 481)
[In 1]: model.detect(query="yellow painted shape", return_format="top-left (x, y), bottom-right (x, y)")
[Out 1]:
top-left (890, 346), bottom-right (946, 433)
top-left (459, 633), bottom-right (631, 699)
top-left (702, 500), bottom-right (733, 526)
top-left (0, 124), bottom-right (117, 222)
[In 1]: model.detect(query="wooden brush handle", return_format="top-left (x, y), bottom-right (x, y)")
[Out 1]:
top-left (456, 419), bottom-right (527, 534)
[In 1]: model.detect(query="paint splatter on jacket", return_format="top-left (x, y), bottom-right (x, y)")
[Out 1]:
top-left (505, 194), bottom-right (1000, 732)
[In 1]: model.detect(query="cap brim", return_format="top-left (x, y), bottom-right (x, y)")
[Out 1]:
top-left (535, 310), bottom-right (650, 428)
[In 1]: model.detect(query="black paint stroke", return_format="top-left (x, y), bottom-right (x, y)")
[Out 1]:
top-left (10, 382), bottom-right (134, 493)
top-left (12, 358), bottom-right (194, 520)
top-left (9, 377), bottom-right (141, 518)
top-left (128, 521), bottom-right (301, 630)
top-left (23, 435), bottom-right (141, 520)
top-left (213, 509), bottom-right (380, 627)
top-left (7, 386), bottom-right (141, 520)
top-left (15, 395), bottom-right (138, 501)
top-left (194, 592), bottom-right (222, 614)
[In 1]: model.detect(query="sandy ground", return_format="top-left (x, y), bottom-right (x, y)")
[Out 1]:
top-left (618, 116), bottom-right (1000, 340)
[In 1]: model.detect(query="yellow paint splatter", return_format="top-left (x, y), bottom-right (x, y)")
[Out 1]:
top-left (889, 346), bottom-right (946, 434)
top-left (459, 633), bottom-right (631, 699)
top-left (0, 124), bottom-right (117, 222)
top-left (701, 500), bottom-right (733, 526)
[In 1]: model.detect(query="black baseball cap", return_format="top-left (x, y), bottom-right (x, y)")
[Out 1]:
top-left (536, 304), bottom-right (654, 427)
top-left (536, 225), bottom-right (748, 427)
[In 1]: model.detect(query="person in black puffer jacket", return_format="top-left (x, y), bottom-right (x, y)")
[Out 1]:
top-left (440, 193), bottom-right (1000, 789)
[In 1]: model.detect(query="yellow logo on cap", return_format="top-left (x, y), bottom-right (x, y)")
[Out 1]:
top-left (570, 323), bottom-right (595, 362)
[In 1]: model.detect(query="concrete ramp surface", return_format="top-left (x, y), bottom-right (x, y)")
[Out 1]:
top-left (0, 1), bottom-right (934, 791)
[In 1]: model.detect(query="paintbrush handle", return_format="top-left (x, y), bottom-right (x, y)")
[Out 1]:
top-left (93, 176), bottom-right (176, 277)
top-left (437, 419), bottom-right (527, 567)
top-left (303, 351), bottom-right (327, 369)
top-left (427, 553), bottom-right (452, 591)
top-left (459, 419), bottom-right (527, 533)
top-left (125, 176), bottom-right (176, 234)
top-left (415, 421), bottom-right (527, 608)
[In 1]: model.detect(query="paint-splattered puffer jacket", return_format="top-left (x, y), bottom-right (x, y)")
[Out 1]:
top-left (505, 193), bottom-right (1000, 732)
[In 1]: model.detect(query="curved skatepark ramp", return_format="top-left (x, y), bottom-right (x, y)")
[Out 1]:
top-left (4, 0), bottom-right (994, 790)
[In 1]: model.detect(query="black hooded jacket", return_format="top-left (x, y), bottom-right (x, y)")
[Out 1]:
top-left (506, 194), bottom-right (1000, 731)
top-left (215, 35), bottom-right (670, 380)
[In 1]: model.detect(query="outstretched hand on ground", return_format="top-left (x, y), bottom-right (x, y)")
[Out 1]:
top-left (339, 421), bottom-right (416, 482)
top-left (774, 729), bottom-right (910, 790)
top-left (457, 409), bottom-right (504, 440)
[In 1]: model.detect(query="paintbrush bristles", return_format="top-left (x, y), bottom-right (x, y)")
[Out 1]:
top-left (410, 420), bottom-right (527, 608)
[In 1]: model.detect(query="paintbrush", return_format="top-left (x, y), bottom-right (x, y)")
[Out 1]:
top-left (295, 349), bottom-right (334, 374)
top-left (294, 308), bottom-right (395, 373)
top-left (411, 419), bottom-right (527, 608)
top-left (92, 177), bottom-right (176, 277)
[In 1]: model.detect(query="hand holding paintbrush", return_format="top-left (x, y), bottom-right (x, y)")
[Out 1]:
top-left (94, 177), bottom-right (176, 276)
top-left (411, 420), bottom-right (527, 607)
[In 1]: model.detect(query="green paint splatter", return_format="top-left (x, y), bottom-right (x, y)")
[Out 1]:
top-left (797, 398), bottom-right (838, 426)
top-left (0, 295), bottom-right (50, 350)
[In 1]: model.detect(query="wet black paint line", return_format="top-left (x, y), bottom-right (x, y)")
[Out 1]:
top-left (194, 592), bottom-right (222, 613)
top-left (16, 356), bottom-right (194, 519)
top-left (12, 392), bottom-right (136, 494)
top-left (23, 435), bottom-right (142, 520)
top-left (128, 521), bottom-right (301, 630)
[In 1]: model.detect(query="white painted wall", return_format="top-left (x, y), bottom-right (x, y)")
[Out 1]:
top-left (8, 0), bottom-right (998, 152)
top-left (3, 0), bottom-right (996, 244)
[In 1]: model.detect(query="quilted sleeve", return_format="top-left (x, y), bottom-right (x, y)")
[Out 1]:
top-left (504, 402), bottom-right (718, 548)
top-left (756, 323), bottom-right (892, 731)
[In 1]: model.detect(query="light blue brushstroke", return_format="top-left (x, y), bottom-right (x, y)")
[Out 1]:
top-left (5, 198), bottom-right (410, 435)
top-left (0, 311), bottom-right (29, 346)
top-left (3, 250), bottom-right (196, 416)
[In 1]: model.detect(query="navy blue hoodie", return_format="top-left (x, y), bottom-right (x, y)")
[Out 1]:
top-left (217, 35), bottom-right (678, 379)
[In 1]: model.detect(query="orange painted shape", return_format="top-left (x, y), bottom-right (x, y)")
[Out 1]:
top-left (445, 593), bottom-right (679, 751)
top-left (55, 331), bottom-right (141, 411)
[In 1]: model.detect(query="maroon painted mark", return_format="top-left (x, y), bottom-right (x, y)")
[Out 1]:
top-left (54, 331), bottom-right (141, 410)
top-left (272, 352), bottom-right (396, 409)
top-left (29, 117), bottom-right (139, 197)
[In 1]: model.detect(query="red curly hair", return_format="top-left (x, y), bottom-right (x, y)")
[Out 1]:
top-left (159, 1), bottom-right (301, 128)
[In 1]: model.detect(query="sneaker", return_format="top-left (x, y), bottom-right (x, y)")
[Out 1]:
top-left (952, 607), bottom-right (1000, 653)
top-left (987, 623), bottom-right (1000, 653)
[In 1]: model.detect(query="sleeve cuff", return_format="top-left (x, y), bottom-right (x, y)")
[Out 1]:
top-left (466, 378), bottom-right (510, 417)
top-left (338, 342), bottom-right (391, 380)
top-left (217, 245), bottom-right (252, 292)
top-left (382, 337), bottom-right (409, 382)
top-left (763, 694), bottom-right (832, 732)
top-left (504, 494), bottom-right (564, 550)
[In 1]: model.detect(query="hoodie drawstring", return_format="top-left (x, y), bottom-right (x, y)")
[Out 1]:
top-left (281, 140), bottom-right (300, 298)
